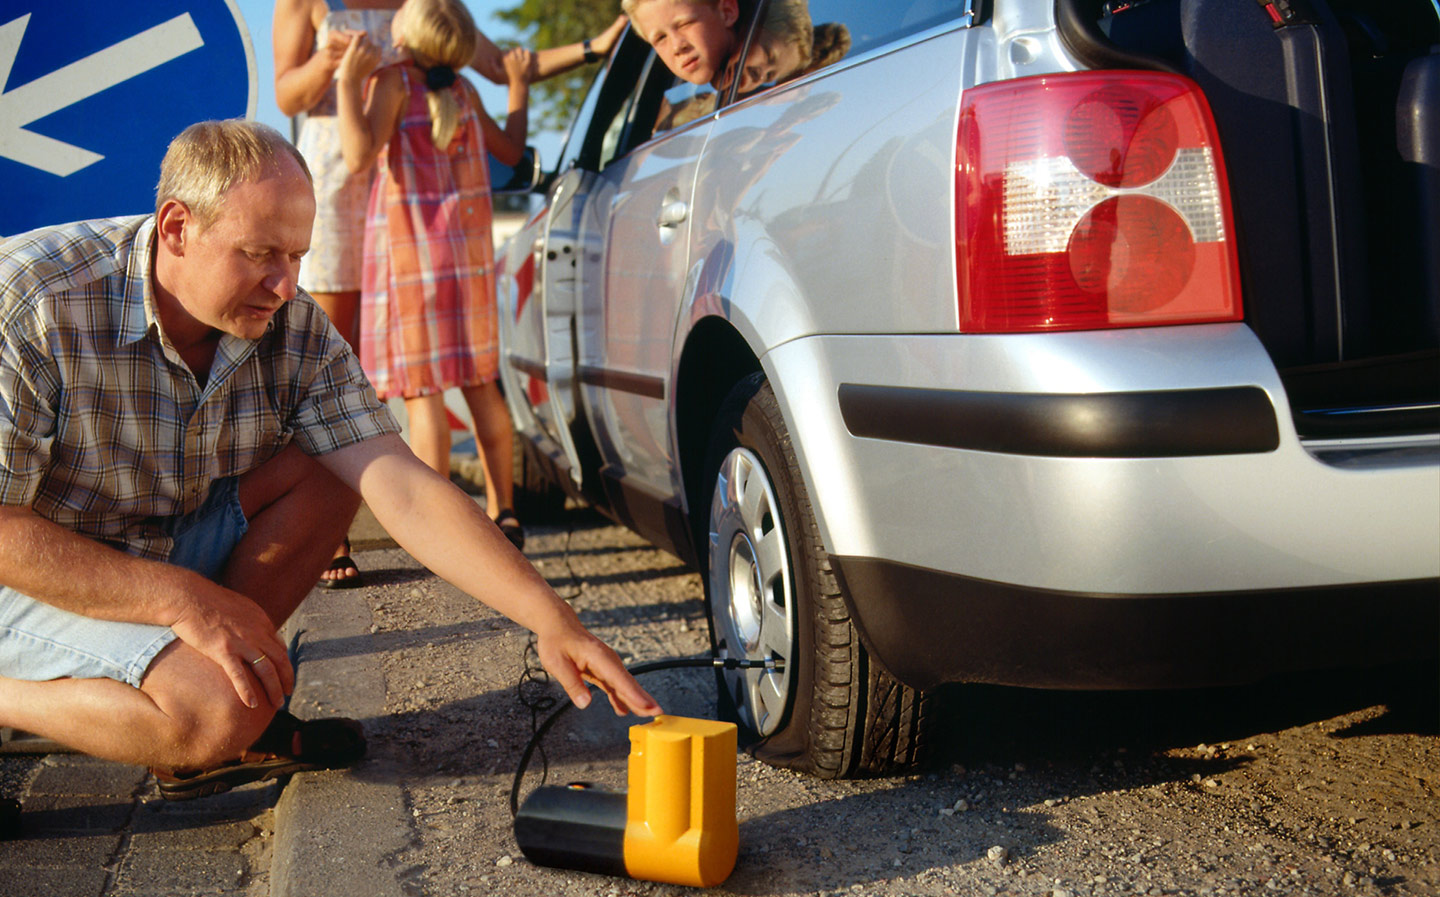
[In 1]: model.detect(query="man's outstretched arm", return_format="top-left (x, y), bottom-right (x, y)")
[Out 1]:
top-left (319, 433), bottom-right (662, 717)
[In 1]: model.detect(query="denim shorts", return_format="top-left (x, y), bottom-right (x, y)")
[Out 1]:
top-left (0, 477), bottom-right (248, 688)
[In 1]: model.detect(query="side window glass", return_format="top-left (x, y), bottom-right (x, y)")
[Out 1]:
top-left (553, 54), bottom-right (608, 175)
top-left (737, 0), bottom-right (818, 94)
top-left (593, 1), bottom-right (963, 154)
top-left (737, 0), bottom-right (964, 95)
top-left (596, 59), bottom-right (650, 169)
top-left (570, 29), bottom-right (658, 172)
top-left (654, 80), bottom-right (721, 133)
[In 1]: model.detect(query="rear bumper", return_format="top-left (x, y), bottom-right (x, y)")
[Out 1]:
top-left (765, 325), bottom-right (1440, 595)
top-left (832, 555), bottom-right (1440, 690)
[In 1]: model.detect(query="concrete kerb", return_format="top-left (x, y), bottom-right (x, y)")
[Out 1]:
top-left (273, 586), bottom-right (408, 897)
top-left (268, 455), bottom-right (486, 896)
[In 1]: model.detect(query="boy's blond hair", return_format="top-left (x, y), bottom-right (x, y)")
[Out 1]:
top-left (155, 120), bottom-right (311, 229)
top-left (621, 0), bottom-right (723, 41)
top-left (397, 0), bottom-right (479, 151)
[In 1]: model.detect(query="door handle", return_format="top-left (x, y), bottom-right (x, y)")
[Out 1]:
top-left (658, 199), bottom-right (689, 228)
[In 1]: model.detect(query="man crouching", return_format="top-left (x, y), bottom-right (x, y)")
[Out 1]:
top-left (0, 120), bottom-right (658, 819)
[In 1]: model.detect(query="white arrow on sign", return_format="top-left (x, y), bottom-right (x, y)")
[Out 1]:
top-left (0, 13), bottom-right (205, 177)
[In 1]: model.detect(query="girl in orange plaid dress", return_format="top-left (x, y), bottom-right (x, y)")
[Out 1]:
top-left (336, 0), bottom-right (529, 547)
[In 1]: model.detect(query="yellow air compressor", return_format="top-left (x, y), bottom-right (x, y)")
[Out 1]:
top-left (513, 715), bottom-right (739, 888)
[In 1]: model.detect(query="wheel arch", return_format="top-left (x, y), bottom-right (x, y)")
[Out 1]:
top-left (674, 316), bottom-right (763, 562)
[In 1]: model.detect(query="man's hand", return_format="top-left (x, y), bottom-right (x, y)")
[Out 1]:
top-left (167, 584), bottom-right (293, 710)
top-left (0, 507), bottom-right (293, 710)
top-left (322, 436), bottom-right (660, 716)
top-left (535, 618), bottom-right (662, 717)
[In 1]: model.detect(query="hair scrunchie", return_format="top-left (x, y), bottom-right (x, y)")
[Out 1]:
top-left (424, 65), bottom-right (457, 90)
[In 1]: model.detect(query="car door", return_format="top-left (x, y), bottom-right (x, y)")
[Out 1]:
top-left (574, 49), bottom-right (767, 543)
top-left (502, 35), bottom-right (655, 491)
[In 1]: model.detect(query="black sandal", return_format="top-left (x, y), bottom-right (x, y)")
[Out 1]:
top-left (153, 711), bottom-right (366, 801)
top-left (494, 508), bottom-right (525, 551)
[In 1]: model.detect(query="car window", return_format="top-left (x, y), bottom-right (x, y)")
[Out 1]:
top-left (736, 0), bottom-right (965, 94)
top-left (596, 54), bottom-right (657, 170)
top-left (567, 29), bottom-right (661, 172)
top-left (584, 0), bottom-right (963, 161)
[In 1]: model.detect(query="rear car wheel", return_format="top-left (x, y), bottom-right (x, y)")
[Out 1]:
top-left (702, 373), bottom-right (933, 777)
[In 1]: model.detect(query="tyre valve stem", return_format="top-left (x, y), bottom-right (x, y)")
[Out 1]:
top-left (712, 657), bottom-right (783, 671)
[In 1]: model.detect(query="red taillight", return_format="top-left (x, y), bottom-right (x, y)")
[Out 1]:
top-left (955, 71), bottom-right (1242, 333)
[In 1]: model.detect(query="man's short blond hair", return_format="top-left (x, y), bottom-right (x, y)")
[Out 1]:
top-left (155, 120), bottom-right (311, 229)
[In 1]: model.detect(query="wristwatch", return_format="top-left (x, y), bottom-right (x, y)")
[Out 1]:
top-left (583, 39), bottom-right (600, 64)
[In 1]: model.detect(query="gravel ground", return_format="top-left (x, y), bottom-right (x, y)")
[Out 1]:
top-left (2, 502), bottom-right (1433, 897)
top-left (359, 509), bottom-right (1440, 897)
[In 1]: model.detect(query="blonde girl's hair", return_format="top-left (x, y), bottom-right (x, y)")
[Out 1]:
top-left (396, 0), bottom-right (479, 151)
top-left (156, 119), bottom-right (311, 228)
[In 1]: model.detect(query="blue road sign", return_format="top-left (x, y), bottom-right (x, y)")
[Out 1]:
top-left (0, 0), bottom-right (256, 236)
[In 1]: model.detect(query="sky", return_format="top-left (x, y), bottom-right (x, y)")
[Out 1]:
top-left (230, 0), bottom-right (571, 163)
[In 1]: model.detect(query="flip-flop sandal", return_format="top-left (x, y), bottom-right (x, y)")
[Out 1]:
top-left (0, 798), bottom-right (20, 840)
top-left (153, 712), bottom-right (366, 801)
top-left (318, 554), bottom-right (363, 590)
top-left (494, 508), bottom-right (525, 551)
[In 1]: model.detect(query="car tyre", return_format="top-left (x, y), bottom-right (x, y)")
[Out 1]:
top-left (702, 373), bottom-right (933, 778)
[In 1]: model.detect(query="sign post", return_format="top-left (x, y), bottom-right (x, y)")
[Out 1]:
top-left (0, 0), bottom-right (255, 236)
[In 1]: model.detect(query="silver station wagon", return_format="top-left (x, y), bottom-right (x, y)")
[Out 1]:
top-left (496, 0), bottom-right (1440, 777)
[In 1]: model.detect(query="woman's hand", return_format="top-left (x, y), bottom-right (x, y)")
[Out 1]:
top-left (319, 28), bottom-right (357, 76)
top-left (592, 14), bottom-right (628, 57)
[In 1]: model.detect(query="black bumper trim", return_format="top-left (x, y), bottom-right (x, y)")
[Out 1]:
top-left (830, 555), bottom-right (1438, 691)
top-left (837, 384), bottom-right (1280, 457)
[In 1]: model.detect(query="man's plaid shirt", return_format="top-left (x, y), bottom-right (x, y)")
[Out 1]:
top-left (0, 215), bottom-right (399, 561)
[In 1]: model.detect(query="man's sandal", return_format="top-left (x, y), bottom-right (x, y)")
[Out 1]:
top-left (153, 711), bottom-right (366, 801)
top-left (494, 508), bottom-right (525, 551)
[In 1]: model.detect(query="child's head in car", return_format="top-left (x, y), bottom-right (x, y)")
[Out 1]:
top-left (622, 0), bottom-right (741, 87)
top-left (737, 0), bottom-right (813, 94)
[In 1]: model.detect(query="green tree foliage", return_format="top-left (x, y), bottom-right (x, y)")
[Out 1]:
top-left (493, 0), bottom-right (623, 132)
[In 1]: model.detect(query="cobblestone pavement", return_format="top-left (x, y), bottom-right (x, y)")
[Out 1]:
top-left (0, 748), bottom-right (273, 897)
